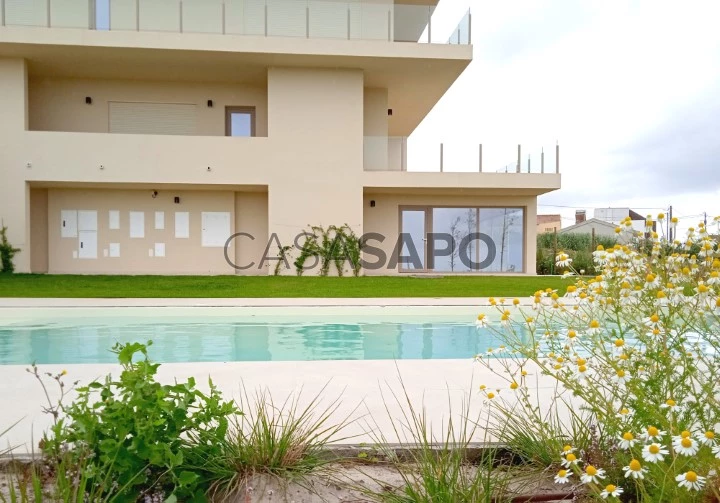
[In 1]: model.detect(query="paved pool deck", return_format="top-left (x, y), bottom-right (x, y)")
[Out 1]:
top-left (0, 297), bottom-right (557, 454)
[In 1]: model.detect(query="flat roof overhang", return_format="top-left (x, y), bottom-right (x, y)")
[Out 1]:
top-left (363, 172), bottom-right (562, 196)
top-left (0, 27), bottom-right (471, 136)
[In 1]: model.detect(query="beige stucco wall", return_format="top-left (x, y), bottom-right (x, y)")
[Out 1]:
top-left (234, 192), bottom-right (269, 276)
top-left (47, 188), bottom-right (239, 274)
top-left (29, 188), bottom-right (49, 273)
top-left (363, 193), bottom-right (538, 275)
top-left (0, 59), bottom-right (30, 272)
top-left (266, 67), bottom-right (364, 275)
top-left (29, 77), bottom-right (269, 137)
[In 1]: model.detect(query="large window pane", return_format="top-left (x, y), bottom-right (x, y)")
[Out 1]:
top-left (431, 208), bottom-right (476, 272)
top-left (479, 208), bottom-right (524, 273)
top-left (400, 210), bottom-right (426, 271)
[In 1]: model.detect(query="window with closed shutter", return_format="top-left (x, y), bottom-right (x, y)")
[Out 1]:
top-left (109, 102), bottom-right (197, 135)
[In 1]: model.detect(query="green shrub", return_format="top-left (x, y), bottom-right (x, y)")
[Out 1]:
top-left (45, 341), bottom-right (237, 502)
top-left (0, 225), bottom-right (21, 273)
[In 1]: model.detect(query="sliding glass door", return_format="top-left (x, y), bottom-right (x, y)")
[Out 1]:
top-left (399, 209), bottom-right (428, 272)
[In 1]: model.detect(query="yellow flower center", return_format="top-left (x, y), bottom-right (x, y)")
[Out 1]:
top-left (557, 357), bottom-right (564, 363)
top-left (646, 274), bottom-right (655, 282)
top-left (477, 314), bottom-right (485, 321)
top-left (479, 385), bottom-right (486, 390)
top-left (705, 431), bottom-right (715, 440)
top-left (513, 298), bottom-right (520, 305)
top-left (666, 399), bottom-right (676, 407)
top-left (589, 320), bottom-right (600, 329)
top-left (622, 432), bottom-right (634, 441)
top-left (681, 430), bottom-right (691, 438)
top-left (681, 438), bottom-right (692, 448)
top-left (649, 444), bottom-right (660, 454)
top-left (562, 445), bottom-right (572, 452)
top-left (650, 314), bottom-right (659, 323)
top-left (558, 470), bottom-right (567, 478)
top-left (698, 284), bottom-right (709, 293)
top-left (521, 370), bottom-right (528, 376)
top-left (647, 426), bottom-right (659, 437)
top-left (615, 339), bottom-right (624, 347)
top-left (510, 382), bottom-right (518, 390)
top-left (577, 358), bottom-right (586, 365)
top-left (568, 330), bottom-right (577, 338)
top-left (620, 408), bottom-right (630, 415)
top-left (586, 465), bottom-right (597, 476)
top-left (605, 485), bottom-right (616, 493)
top-left (566, 453), bottom-right (576, 462)
top-left (685, 471), bottom-right (698, 482)
top-left (486, 392), bottom-right (495, 399)
top-left (618, 353), bottom-right (629, 361)
top-left (578, 365), bottom-right (587, 373)
top-left (629, 459), bottom-right (641, 471)
top-left (616, 370), bottom-right (626, 378)
top-left (657, 291), bottom-right (666, 299)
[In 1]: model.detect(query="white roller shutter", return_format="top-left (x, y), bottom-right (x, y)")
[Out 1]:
top-left (109, 102), bottom-right (197, 135)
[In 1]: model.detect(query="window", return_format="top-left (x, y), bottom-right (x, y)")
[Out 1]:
top-left (225, 107), bottom-right (256, 137)
top-left (399, 206), bottom-right (525, 273)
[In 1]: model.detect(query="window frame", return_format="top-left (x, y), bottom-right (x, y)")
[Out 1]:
top-left (225, 106), bottom-right (257, 137)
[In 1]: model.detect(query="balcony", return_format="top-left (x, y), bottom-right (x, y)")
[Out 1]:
top-left (364, 137), bottom-right (561, 174)
top-left (363, 137), bottom-right (561, 196)
top-left (0, 0), bottom-right (471, 45)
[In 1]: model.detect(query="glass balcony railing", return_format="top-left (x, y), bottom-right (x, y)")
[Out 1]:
top-left (364, 137), bottom-right (560, 174)
top-left (0, 0), bottom-right (472, 45)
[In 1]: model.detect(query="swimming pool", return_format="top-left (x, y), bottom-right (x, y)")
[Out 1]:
top-left (0, 307), bottom-right (506, 364)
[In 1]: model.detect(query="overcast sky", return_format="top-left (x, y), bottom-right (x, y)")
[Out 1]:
top-left (410, 0), bottom-right (720, 232)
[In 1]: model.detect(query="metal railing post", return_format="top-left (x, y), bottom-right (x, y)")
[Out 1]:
top-left (136, 0), bottom-right (140, 31)
top-left (478, 143), bottom-right (482, 172)
top-left (467, 11), bottom-right (472, 44)
top-left (387, 9), bottom-right (391, 41)
top-left (402, 137), bottom-right (407, 172)
top-left (541, 148), bottom-right (545, 173)
top-left (179, 1), bottom-right (183, 33)
top-left (516, 144), bottom-right (521, 173)
top-left (2, 0), bottom-right (7, 27)
top-left (46, 0), bottom-right (50, 27)
top-left (440, 143), bottom-right (444, 172)
top-left (527, 155), bottom-right (530, 173)
top-left (264, 3), bottom-right (268, 36)
top-left (221, 1), bottom-right (225, 34)
top-left (556, 143), bottom-right (560, 173)
top-left (305, 6), bottom-right (309, 38)
top-left (346, 6), bottom-right (350, 39)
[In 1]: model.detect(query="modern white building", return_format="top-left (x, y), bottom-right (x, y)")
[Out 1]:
top-left (0, 0), bottom-right (561, 276)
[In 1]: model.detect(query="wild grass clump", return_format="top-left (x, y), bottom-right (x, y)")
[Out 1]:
top-left (196, 385), bottom-right (355, 501)
top-left (359, 379), bottom-right (511, 503)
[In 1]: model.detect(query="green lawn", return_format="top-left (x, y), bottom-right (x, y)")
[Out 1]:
top-left (0, 274), bottom-right (569, 298)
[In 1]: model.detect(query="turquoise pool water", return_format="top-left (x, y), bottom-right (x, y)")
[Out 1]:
top-left (0, 315), bottom-right (505, 364)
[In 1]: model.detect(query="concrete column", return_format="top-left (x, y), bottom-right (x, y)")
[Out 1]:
top-left (0, 58), bottom-right (30, 272)
top-left (266, 67), bottom-right (364, 275)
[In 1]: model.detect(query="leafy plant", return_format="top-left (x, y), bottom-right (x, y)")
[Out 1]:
top-left (194, 384), bottom-right (354, 501)
top-left (274, 245), bottom-right (293, 276)
top-left (43, 341), bottom-right (238, 502)
top-left (293, 224), bottom-right (363, 277)
top-left (0, 225), bottom-right (21, 273)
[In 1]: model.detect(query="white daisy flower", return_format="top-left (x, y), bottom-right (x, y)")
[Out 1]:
top-left (600, 484), bottom-right (624, 499)
top-left (615, 407), bottom-right (634, 422)
top-left (676, 471), bottom-right (705, 491)
top-left (556, 252), bottom-right (572, 268)
top-left (641, 443), bottom-right (668, 463)
top-left (697, 430), bottom-right (716, 447)
top-left (613, 369), bottom-right (630, 384)
top-left (475, 313), bottom-right (488, 327)
top-left (712, 444), bottom-right (720, 459)
top-left (560, 452), bottom-right (581, 468)
top-left (673, 433), bottom-right (699, 456)
top-left (580, 465), bottom-right (606, 485)
top-left (618, 431), bottom-right (636, 449)
top-left (587, 319), bottom-right (602, 336)
top-left (554, 469), bottom-right (571, 484)
top-left (641, 426), bottom-right (666, 442)
top-left (623, 459), bottom-right (647, 480)
top-left (659, 398), bottom-right (680, 412)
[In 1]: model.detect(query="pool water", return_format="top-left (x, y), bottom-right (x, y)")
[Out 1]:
top-left (0, 315), bottom-right (508, 364)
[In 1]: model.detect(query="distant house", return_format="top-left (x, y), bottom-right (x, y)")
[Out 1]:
top-left (559, 218), bottom-right (618, 239)
top-left (594, 208), bottom-right (650, 233)
top-left (537, 214), bottom-right (562, 234)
